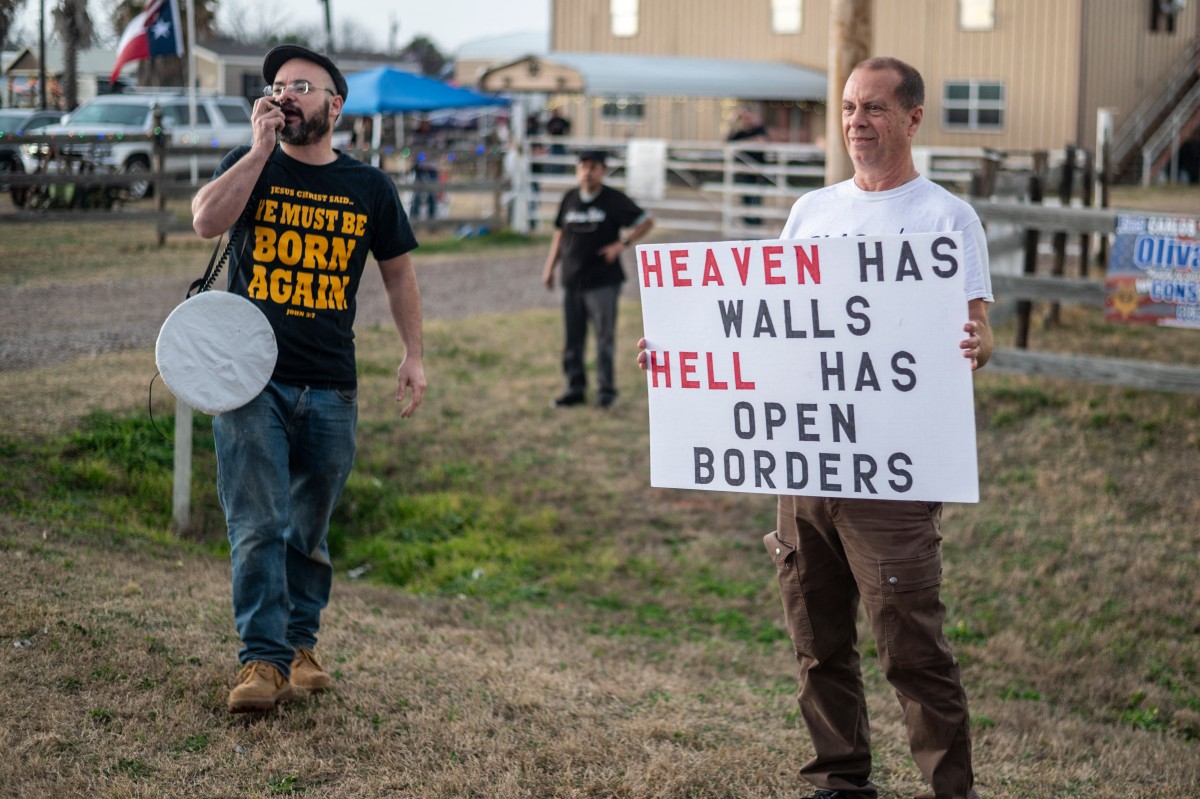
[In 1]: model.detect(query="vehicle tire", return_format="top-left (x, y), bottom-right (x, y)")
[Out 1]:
top-left (123, 156), bottom-right (151, 200)
top-left (2, 155), bottom-right (28, 207)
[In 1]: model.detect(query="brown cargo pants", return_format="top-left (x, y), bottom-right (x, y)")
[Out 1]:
top-left (765, 495), bottom-right (979, 799)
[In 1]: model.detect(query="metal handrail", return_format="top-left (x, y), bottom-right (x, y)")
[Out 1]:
top-left (1139, 80), bottom-right (1200, 185)
top-left (1111, 42), bottom-right (1200, 167)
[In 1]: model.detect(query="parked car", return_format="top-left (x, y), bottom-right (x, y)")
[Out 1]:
top-left (20, 91), bottom-right (253, 200)
top-left (0, 107), bottom-right (69, 206)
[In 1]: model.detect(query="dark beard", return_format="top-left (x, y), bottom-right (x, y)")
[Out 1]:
top-left (279, 99), bottom-right (332, 145)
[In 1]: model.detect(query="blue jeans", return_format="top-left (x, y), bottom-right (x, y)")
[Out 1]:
top-left (212, 380), bottom-right (358, 677)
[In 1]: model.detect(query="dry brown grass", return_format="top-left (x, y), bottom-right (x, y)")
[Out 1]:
top-left (2, 189), bottom-right (1200, 798)
top-left (1109, 183), bottom-right (1200, 215)
top-left (3, 477), bottom-right (1196, 799)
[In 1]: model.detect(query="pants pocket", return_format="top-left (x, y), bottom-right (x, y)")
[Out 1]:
top-left (764, 530), bottom-right (856, 662)
top-left (876, 548), bottom-right (954, 670)
top-left (764, 530), bottom-right (812, 654)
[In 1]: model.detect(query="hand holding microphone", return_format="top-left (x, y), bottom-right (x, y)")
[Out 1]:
top-left (252, 97), bottom-right (284, 149)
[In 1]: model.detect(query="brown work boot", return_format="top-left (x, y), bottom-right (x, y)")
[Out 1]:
top-left (227, 661), bottom-right (294, 713)
top-left (290, 648), bottom-right (334, 691)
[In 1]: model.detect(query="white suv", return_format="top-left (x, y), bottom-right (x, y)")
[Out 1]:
top-left (21, 91), bottom-right (253, 199)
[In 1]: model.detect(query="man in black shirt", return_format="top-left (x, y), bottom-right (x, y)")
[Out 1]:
top-left (192, 44), bottom-right (426, 713)
top-left (727, 106), bottom-right (768, 227)
top-left (541, 150), bottom-right (653, 408)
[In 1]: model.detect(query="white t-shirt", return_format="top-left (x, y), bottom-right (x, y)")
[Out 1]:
top-left (780, 176), bottom-right (994, 303)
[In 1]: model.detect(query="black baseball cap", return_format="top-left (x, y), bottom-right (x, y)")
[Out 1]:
top-left (577, 149), bottom-right (608, 166)
top-left (263, 44), bottom-right (349, 101)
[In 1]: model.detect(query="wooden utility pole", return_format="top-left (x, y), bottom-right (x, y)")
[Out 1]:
top-left (38, 0), bottom-right (48, 110)
top-left (826, 0), bottom-right (873, 185)
top-left (321, 0), bottom-right (335, 57)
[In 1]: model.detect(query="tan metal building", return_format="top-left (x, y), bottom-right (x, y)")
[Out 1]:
top-left (541, 0), bottom-right (1198, 170)
top-left (481, 51), bottom-right (827, 143)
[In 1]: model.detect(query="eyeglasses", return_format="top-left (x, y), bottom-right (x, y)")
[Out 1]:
top-left (263, 80), bottom-right (335, 98)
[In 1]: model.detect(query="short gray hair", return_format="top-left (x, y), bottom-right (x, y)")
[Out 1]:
top-left (854, 56), bottom-right (925, 110)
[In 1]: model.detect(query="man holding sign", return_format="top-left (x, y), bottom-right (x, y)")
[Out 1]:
top-left (638, 57), bottom-right (992, 799)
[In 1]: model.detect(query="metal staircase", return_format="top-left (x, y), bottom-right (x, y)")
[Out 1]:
top-left (1109, 42), bottom-right (1200, 184)
top-left (1140, 79), bottom-right (1200, 184)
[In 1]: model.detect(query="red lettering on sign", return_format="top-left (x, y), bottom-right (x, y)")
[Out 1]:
top-left (733, 247), bottom-right (753, 286)
top-left (796, 244), bottom-right (821, 283)
top-left (670, 249), bottom-right (692, 287)
top-left (763, 245), bottom-right (785, 285)
top-left (649, 350), bottom-right (672, 387)
top-left (640, 249), bottom-right (664, 288)
top-left (679, 351), bottom-right (700, 388)
top-left (642, 244), bottom-right (823, 288)
top-left (646, 351), bottom-right (756, 390)
top-left (702, 249), bottom-right (724, 286)
top-left (706, 352), bottom-right (728, 390)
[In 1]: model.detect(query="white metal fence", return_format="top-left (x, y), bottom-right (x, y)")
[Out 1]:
top-left (516, 136), bottom-right (993, 239)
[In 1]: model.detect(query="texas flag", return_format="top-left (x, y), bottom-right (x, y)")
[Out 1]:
top-left (109, 0), bottom-right (186, 84)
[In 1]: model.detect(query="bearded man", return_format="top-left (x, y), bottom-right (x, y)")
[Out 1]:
top-left (191, 45), bottom-right (427, 713)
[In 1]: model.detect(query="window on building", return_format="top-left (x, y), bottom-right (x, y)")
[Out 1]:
top-left (611, 0), bottom-right (639, 37)
top-left (241, 73), bottom-right (262, 102)
top-left (600, 96), bottom-right (645, 123)
top-left (959, 0), bottom-right (995, 31)
top-left (772, 0), bottom-right (803, 34)
top-left (943, 81), bottom-right (1004, 131)
top-left (1151, 0), bottom-right (1185, 33)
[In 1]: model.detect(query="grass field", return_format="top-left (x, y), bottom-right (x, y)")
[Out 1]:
top-left (0, 187), bottom-right (1198, 798)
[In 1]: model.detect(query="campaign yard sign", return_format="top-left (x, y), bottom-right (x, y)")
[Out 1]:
top-left (1105, 214), bottom-right (1200, 328)
top-left (636, 234), bottom-right (980, 503)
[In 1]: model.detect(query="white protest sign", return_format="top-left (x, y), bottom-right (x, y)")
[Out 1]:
top-left (636, 234), bottom-right (979, 503)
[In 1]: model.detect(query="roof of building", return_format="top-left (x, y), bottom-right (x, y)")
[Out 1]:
top-left (454, 31), bottom-right (549, 60)
top-left (193, 36), bottom-right (406, 74)
top-left (3, 45), bottom-right (117, 75)
top-left (482, 51), bottom-right (826, 100)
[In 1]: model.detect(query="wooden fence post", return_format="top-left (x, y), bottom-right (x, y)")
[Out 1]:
top-left (1098, 138), bottom-right (1112, 267)
top-left (970, 150), bottom-right (1002, 199)
top-left (1078, 148), bottom-right (1094, 277)
top-left (1016, 150), bottom-right (1047, 348)
top-left (1045, 144), bottom-right (1076, 328)
top-left (172, 400), bottom-right (192, 533)
top-left (153, 105), bottom-right (168, 247)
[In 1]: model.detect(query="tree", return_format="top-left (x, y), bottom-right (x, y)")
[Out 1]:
top-left (335, 17), bottom-right (380, 53)
top-left (216, 0), bottom-right (315, 47)
top-left (52, 0), bottom-right (93, 109)
top-left (399, 35), bottom-right (445, 77)
top-left (0, 0), bottom-right (27, 49)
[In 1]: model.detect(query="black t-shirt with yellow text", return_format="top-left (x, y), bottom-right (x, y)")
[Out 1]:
top-left (213, 146), bottom-right (418, 389)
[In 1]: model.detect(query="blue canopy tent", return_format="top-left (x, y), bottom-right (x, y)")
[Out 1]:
top-left (342, 67), bottom-right (508, 167)
top-left (342, 66), bottom-right (509, 115)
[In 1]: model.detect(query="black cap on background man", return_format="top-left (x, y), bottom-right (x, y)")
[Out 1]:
top-left (577, 149), bottom-right (608, 166)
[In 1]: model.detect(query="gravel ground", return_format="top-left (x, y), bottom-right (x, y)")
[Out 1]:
top-left (0, 247), bottom-right (642, 373)
top-left (4, 182), bottom-right (1196, 374)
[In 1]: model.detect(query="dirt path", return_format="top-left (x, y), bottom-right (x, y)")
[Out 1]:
top-left (0, 247), bottom-right (640, 373)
